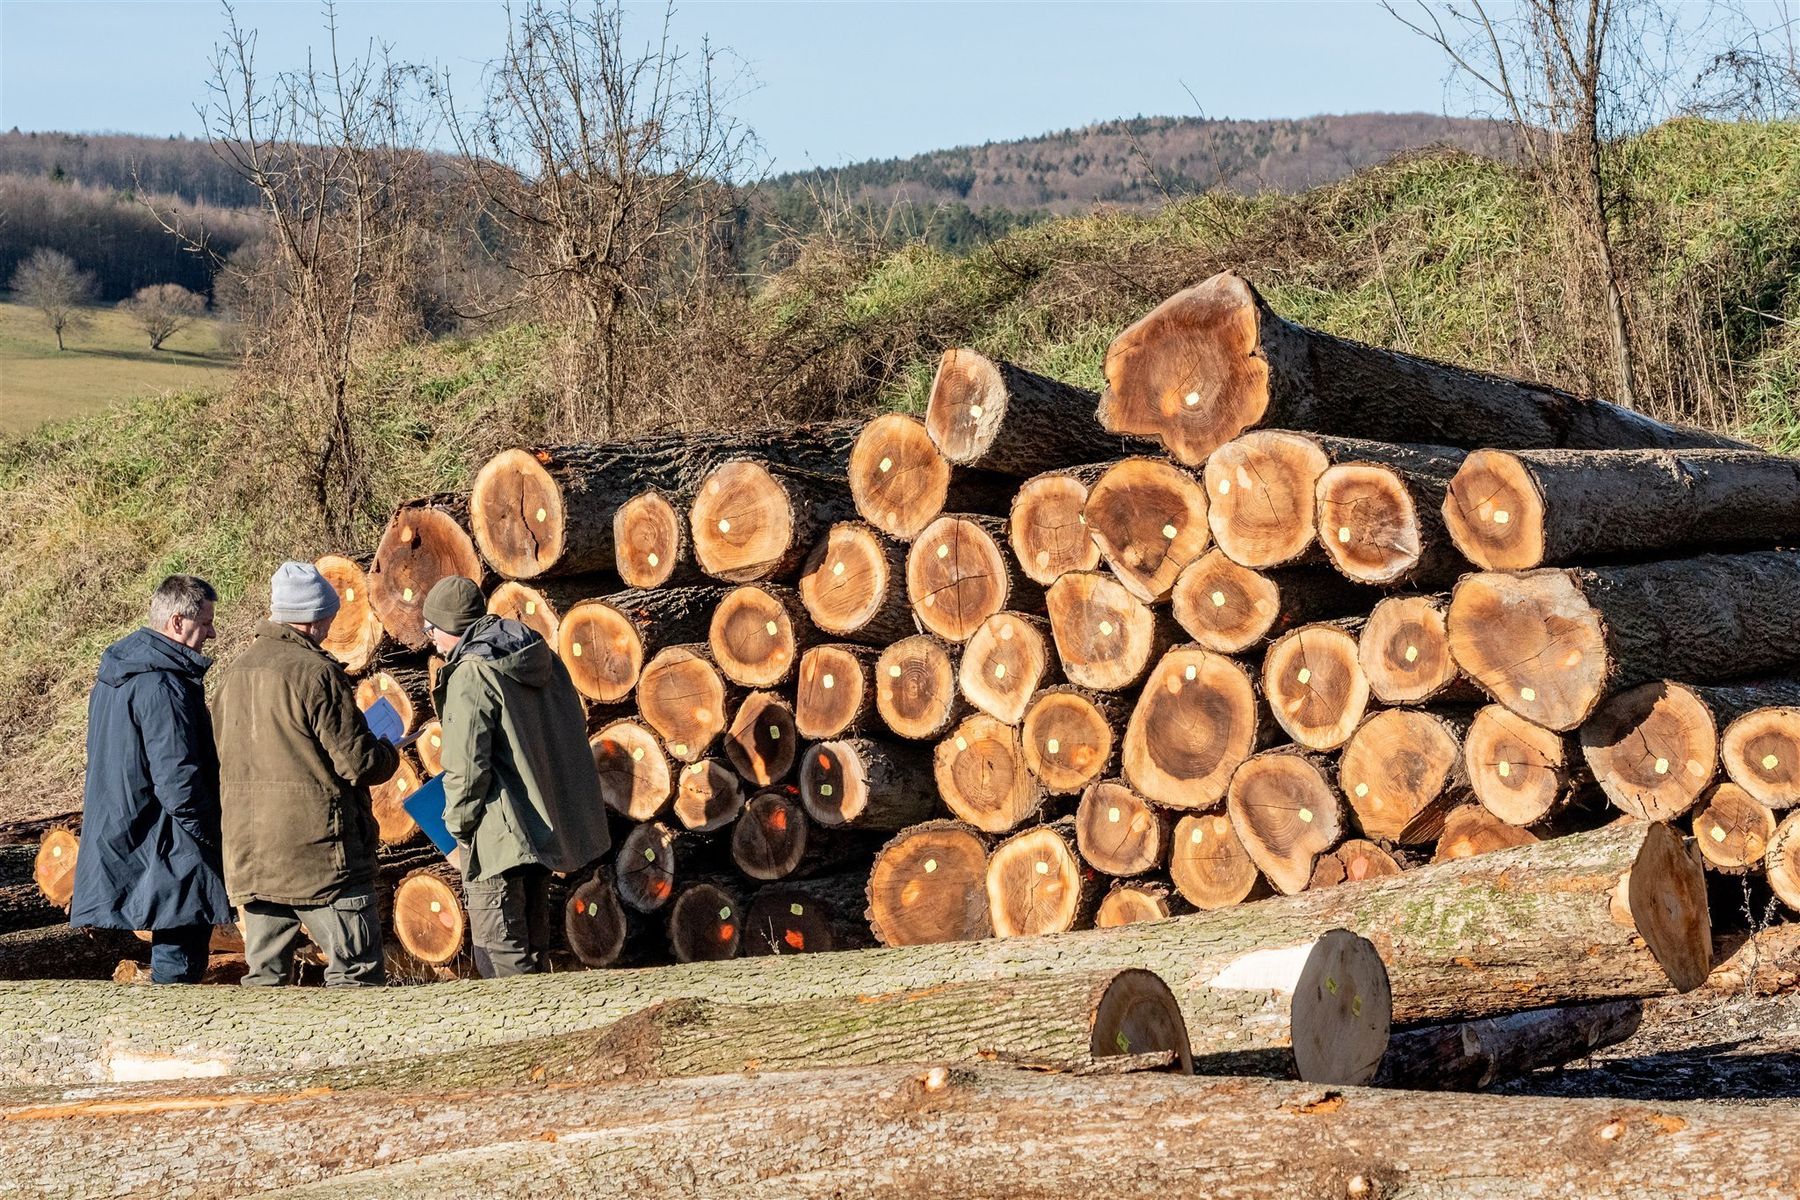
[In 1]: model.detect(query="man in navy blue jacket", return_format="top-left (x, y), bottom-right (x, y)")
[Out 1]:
top-left (69, 575), bottom-right (232, 983)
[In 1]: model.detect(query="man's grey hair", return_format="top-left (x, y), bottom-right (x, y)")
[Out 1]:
top-left (149, 574), bottom-right (217, 630)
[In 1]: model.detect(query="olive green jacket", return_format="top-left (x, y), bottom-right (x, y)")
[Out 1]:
top-left (434, 616), bottom-right (611, 882)
top-left (214, 622), bottom-right (399, 906)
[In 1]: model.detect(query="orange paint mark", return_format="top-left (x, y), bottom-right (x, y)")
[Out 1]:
top-left (649, 878), bottom-right (673, 901)
top-left (718, 923), bottom-right (735, 941)
top-left (1647, 1114), bottom-right (1689, 1134)
top-left (1281, 1092), bottom-right (1346, 1116)
top-left (783, 929), bottom-right (806, 950)
top-left (768, 809), bottom-right (788, 832)
top-left (5, 1087), bottom-right (335, 1122)
top-left (817, 753), bottom-right (832, 770)
top-left (574, 899), bottom-right (587, 915)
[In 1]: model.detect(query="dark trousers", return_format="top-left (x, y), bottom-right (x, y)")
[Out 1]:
top-left (148, 924), bottom-right (213, 984)
top-left (464, 864), bottom-right (552, 978)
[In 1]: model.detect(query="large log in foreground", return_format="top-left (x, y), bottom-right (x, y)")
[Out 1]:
top-left (1098, 269), bottom-right (1746, 466)
top-left (0, 822), bottom-right (1707, 1088)
top-left (1442, 446), bottom-right (1800, 571)
top-left (1447, 552), bottom-right (1800, 731)
top-left (14, 1063), bottom-right (1800, 1200)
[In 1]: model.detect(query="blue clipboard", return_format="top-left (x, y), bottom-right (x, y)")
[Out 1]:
top-left (363, 697), bottom-right (405, 745)
top-left (402, 773), bottom-right (458, 855)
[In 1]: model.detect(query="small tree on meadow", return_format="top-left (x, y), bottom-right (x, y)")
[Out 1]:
top-left (121, 283), bottom-right (208, 350)
top-left (10, 247), bottom-right (96, 351)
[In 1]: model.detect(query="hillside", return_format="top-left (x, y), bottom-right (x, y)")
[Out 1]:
top-left (0, 118), bottom-right (1793, 824)
top-left (763, 112), bottom-right (1513, 214)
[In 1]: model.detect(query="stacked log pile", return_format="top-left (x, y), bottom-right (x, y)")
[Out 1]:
top-left (21, 271), bottom-right (1799, 1124)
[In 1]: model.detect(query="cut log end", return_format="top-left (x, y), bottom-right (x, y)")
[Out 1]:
top-left (1020, 688), bottom-right (1116, 796)
top-left (732, 791), bottom-right (809, 881)
top-left (486, 580), bottom-right (560, 647)
top-left (1447, 570), bottom-right (1607, 731)
top-left (1625, 821), bottom-right (1712, 992)
top-left (1074, 780), bottom-right (1166, 877)
top-left (368, 757), bottom-right (423, 845)
top-left (985, 823), bottom-right (1091, 937)
top-left (616, 823), bottom-right (678, 913)
top-left (1359, 595), bottom-right (1459, 705)
top-left (708, 586), bottom-right (800, 689)
top-left (1089, 968), bottom-right (1194, 1071)
top-left (469, 448), bottom-right (563, 580)
top-left (1465, 705), bottom-right (1571, 827)
top-left (558, 599), bottom-right (646, 705)
top-left (416, 719), bottom-right (445, 776)
top-left (1010, 471), bottom-right (1102, 585)
top-left (1203, 431), bottom-right (1329, 568)
top-left (1169, 812), bottom-right (1260, 910)
top-left (1288, 929), bottom-right (1393, 1085)
top-left (34, 826), bottom-right (79, 909)
top-left (1084, 457), bottom-right (1211, 602)
top-left (795, 645), bottom-right (871, 741)
top-left (1226, 750), bottom-right (1344, 896)
top-left (590, 721), bottom-right (674, 822)
top-left (1442, 449), bottom-right (1547, 570)
top-left (849, 413), bottom-right (951, 541)
top-left (1308, 839), bottom-right (1403, 889)
top-left (370, 501), bottom-right (484, 650)
top-left (614, 491), bottom-right (686, 589)
top-left (875, 634), bottom-right (960, 740)
top-left (565, 873), bottom-right (630, 968)
top-left (866, 821), bottom-right (992, 946)
top-left (924, 347), bottom-right (1008, 464)
top-left (637, 646), bottom-right (730, 764)
top-left (1339, 709), bottom-right (1465, 846)
top-left (1123, 647), bottom-right (1260, 809)
top-left (1263, 624), bottom-right (1369, 752)
top-left (1094, 883), bottom-right (1179, 927)
top-left (1432, 804), bottom-right (1540, 862)
top-left (1171, 550), bottom-right (1281, 653)
top-left (391, 868), bottom-right (465, 967)
top-left (1316, 462), bottom-right (1422, 584)
top-left (799, 522), bottom-right (897, 637)
top-left (315, 554), bottom-right (384, 673)
top-left (725, 692), bottom-right (797, 788)
top-left (673, 759), bottom-right (745, 832)
top-left (1768, 811), bottom-right (1800, 913)
top-left (958, 612), bottom-right (1052, 725)
top-left (355, 670), bottom-right (420, 735)
top-left (1721, 707), bottom-right (1800, 810)
top-left (1692, 783), bottom-right (1776, 872)
top-left (1099, 272), bottom-right (1270, 465)
top-left (907, 515), bottom-right (1011, 643)
top-left (690, 460), bottom-right (797, 583)
top-left (1580, 682), bottom-right (1717, 822)
top-left (667, 882), bottom-right (743, 963)
top-left (800, 740), bottom-right (868, 827)
top-left (935, 714), bottom-right (1044, 833)
top-left (1046, 571), bottom-right (1165, 691)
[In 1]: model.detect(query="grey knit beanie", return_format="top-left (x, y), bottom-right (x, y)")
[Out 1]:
top-left (269, 561), bottom-right (341, 624)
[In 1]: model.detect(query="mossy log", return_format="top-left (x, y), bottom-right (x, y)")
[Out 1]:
top-left (0, 824), bottom-right (1708, 1089)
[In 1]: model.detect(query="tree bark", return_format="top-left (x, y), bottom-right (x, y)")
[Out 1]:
top-left (926, 350), bottom-right (1138, 476)
top-left (468, 424), bottom-right (861, 579)
top-left (1099, 269), bottom-right (1746, 466)
top-left (1447, 552), bottom-right (1800, 732)
top-left (1443, 446), bottom-right (1800, 571)
top-left (0, 846), bottom-right (61, 935)
top-left (1373, 999), bottom-right (1643, 1091)
top-left (0, 924), bottom-right (146, 981)
top-left (14, 1063), bottom-right (1797, 1200)
top-left (368, 495), bottom-right (486, 651)
top-left (0, 824), bottom-right (1707, 1088)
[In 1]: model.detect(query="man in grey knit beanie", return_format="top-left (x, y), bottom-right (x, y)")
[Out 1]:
top-left (213, 561), bottom-right (398, 986)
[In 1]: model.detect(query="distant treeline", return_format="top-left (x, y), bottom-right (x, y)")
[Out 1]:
top-left (0, 130), bottom-right (261, 208)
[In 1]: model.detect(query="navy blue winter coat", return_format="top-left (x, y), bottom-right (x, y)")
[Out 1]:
top-left (68, 628), bottom-right (232, 930)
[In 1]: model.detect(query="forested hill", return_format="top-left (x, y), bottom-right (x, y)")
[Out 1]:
top-left (762, 113), bottom-right (1513, 215)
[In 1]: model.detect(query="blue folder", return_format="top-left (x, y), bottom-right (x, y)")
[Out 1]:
top-left (363, 697), bottom-right (405, 746)
top-left (402, 773), bottom-right (458, 855)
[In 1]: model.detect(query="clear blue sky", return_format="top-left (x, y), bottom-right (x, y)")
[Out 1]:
top-left (0, 1), bottom-right (1477, 171)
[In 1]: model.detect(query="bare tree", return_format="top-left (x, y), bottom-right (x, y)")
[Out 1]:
top-left (10, 247), bottom-right (96, 350)
top-left (121, 283), bottom-right (208, 350)
top-left (1384, 0), bottom-right (1690, 406)
top-left (189, 2), bottom-right (436, 536)
top-left (443, 0), bottom-right (758, 434)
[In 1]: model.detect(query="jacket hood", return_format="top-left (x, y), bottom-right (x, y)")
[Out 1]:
top-left (97, 627), bottom-right (212, 688)
top-left (453, 615), bottom-right (553, 687)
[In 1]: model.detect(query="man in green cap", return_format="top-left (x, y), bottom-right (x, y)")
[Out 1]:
top-left (421, 575), bottom-right (610, 976)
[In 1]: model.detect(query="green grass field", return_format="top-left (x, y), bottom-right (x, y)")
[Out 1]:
top-left (0, 297), bottom-right (235, 434)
